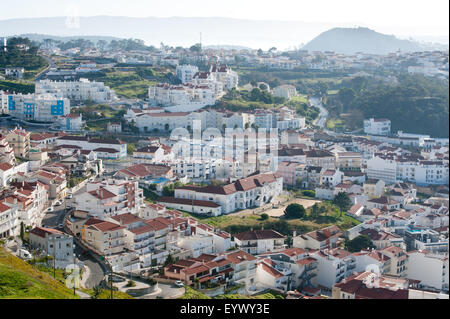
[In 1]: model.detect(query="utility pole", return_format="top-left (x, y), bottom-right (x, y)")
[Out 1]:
top-left (53, 235), bottom-right (56, 278)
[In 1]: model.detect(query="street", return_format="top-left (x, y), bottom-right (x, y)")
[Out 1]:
top-left (138, 282), bottom-right (185, 299)
top-left (310, 96), bottom-right (329, 129)
top-left (40, 184), bottom-right (106, 289)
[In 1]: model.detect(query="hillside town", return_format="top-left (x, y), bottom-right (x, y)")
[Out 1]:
top-left (0, 30), bottom-right (449, 301)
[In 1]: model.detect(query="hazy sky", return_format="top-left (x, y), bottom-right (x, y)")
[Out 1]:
top-left (1, 0), bottom-right (449, 37)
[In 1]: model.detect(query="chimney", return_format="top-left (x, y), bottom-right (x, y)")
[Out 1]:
top-left (293, 231), bottom-right (297, 237)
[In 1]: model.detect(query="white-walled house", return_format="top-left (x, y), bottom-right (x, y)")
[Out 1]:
top-left (174, 172), bottom-right (283, 215)
top-left (364, 118), bottom-right (391, 136)
top-left (407, 251), bottom-right (449, 292)
top-left (234, 229), bottom-right (286, 255)
top-left (29, 227), bottom-right (74, 268)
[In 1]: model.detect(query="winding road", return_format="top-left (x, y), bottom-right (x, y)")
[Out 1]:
top-left (310, 96), bottom-right (329, 129)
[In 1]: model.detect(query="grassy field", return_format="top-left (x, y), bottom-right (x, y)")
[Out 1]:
top-left (326, 118), bottom-right (345, 130)
top-left (79, 288), bottom-right (135, 299)
top-left (289, 95), bottom-right (309, 104)
top-left (179, 202), bottom-right (359, 236)
top-left (179, 286), bottom-right (284, 299)
top-left (0, 79), bottom-right (35, 94)
top-left (0, 247), bottom-right (79, 299)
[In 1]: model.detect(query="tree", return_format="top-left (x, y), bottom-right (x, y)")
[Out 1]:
top-left (260, 213), bottom-right (269, 221)
top-left (338, 88), bottom-right (356, 108)
top-left (164, 123), bottom-right (170, 131)
top-left (332, 192), bottom-right (352, 215)
top-left (164, 254), bottom-right (175, 266)
top-left (127, 144), bottom-right (136, 155)
top-left (20, 222), bottom-right (25, 241)
top-left (284, 203), bottom-right (306, 219)
top-left (189, 43), bottom-right (202, 53)
top-left (346, 235), bottom-right (375, 253)
top-left (91, 285), bottom-right (103, 299)
top-left (309, 204), bottom-right (321, 220)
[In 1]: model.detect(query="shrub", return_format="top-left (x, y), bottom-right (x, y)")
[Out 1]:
top-left (284, 203), bottom-right (306, 219)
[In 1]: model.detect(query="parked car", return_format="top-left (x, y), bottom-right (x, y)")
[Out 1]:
top-left (18, 249), bottom-right (32, 260)
top-left (47, 207), bottom-right (54, 212)
top-left (58, 223), bottom-right (64, 229)
top-left (174, 280), bottom-right (184, 288)
top-left (55, 201), bottom-right (62, 206)
top-left (66, 194), bottom-right (73, 199)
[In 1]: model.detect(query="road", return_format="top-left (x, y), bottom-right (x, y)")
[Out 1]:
top-left (40, 184), bottom-right (105, 289)
top-left (35, 54), bottom-right (55, 80)
top-left (139, 282), bottom-right (185, 299)
top-left (310, 96), bottom-right (329, 129)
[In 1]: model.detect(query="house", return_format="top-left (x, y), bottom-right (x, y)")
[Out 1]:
top-left (407, 250), bottom-right (449, 292)
top-left (347, 204), bottom-right (364, 219)
top-left (82, 218), bottom-right (128, 255)
top-left (4, 181), bottom-right (48, 228)
top-left (256, 248), bottom-right (319, 292)
top-left (234, 229), bottom-right (286, 255)
top-left (363, 179), bottom-right (385, 198)
top-left (359, 228), bottom-right (404, 249)
top-left (55, 136), bottom-right (127, 159)
top-left (305, 149), bottom-right (336, 169)
top-left (157, 196), bottom-right (222, 216)
top-left (353, 249), bottom-right (391, 275)
top-left (272, 85), bottom-right (297, 100)
top-left (276, 161), bottom-right (304, 186)
top-left (0, 201), bottom-right (19, 238)
top-left (164, 250), bottom-right (257, 289)
top-left (312, 248), bottom-right (356, 289)
top-left (381, 245), bottom-right (408, 277)
top-left (29, 226), bottom-right (74, 268)
top-left (336, 152), bottom-right (362, 172)
top-left (114, 163), bottom-right (173, 181)
top-left (364, 118), bottom-right (391, 136)
top-left (74, 179), bottom-right (144, 219)
top-left (293, 225), bottom-right (342, 250)
top-left (320, 169), bottom-right (344, 188)
top-left (6, 128), bottom-right (30, 158)
top-left (366, 196), bottom-right (401, 211)
top-left (256, 258), bottom-right (291, 292)
top-left (332, 272), bottom-right (410, 299)
top-left (174, 172), bottom-right (283, 215)
top-left (0, 134), bottom-right (16, 165)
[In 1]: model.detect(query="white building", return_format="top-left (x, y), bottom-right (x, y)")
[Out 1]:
top-left (174, 172), bottom-right (283, 214)
top-left (57, 113), bottom-right (84, 131)
top-left (0, 202), bottom-right (19, 238)
top-left (29, 227), bottom-right (74, 268)
top-left (407, 251), bottom-right (449, 292)
top-left (55, 135), bottom-right (127, 159)
top-left (7, 93), bottom-right (70, 122)
top-left (74, 179), bottom-right (144, 219)
top-left (367, 155), bottom-right (449, 186)
top-left (176, 65), bottom-right (199, 84)
top-left (364, 118), bottom-right (391, 136)
top-left (272, 85), bottom-right (297, 100)
top-left (234, 229), bottom-right (286, 255)
top-left (35, 78), bottom-right (115, 103)
top-left (312, 248), bottom-right (357, 290)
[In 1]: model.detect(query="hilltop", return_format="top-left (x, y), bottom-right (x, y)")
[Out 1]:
top-left (302, 27), bottom-right (428, 55)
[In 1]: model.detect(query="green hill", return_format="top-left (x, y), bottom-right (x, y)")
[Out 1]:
top-left (0, 247), bottom-right (79, 299)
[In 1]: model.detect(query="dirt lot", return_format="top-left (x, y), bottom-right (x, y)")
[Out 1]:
top-left (235, 197), bottom-right (322, 218)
